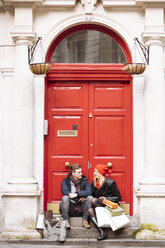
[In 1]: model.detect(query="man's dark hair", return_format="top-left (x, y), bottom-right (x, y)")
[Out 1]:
top-left (69, 163), bottom-right (81, 173)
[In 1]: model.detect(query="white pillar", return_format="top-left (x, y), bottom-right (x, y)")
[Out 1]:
top-left (135, 7), bottom-right (165, 230)
top-left (0, 6), bottom-right (41, 240)
top-left (143, 37), bottom-right (165, 180)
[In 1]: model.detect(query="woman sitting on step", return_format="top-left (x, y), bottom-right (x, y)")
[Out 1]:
top-left (88, 163), bottom-right (121, 241)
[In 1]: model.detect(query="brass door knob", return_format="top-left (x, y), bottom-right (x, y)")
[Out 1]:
top-left (65, 162), bottom-right (70, 167)
top-left (107, 162), bottom-right (112, 168)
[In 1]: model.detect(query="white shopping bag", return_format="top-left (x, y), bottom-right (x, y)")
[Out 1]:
top-left (95, 207), bottom-right (112, 228)
top-left (95, 207), bottom-right (130, 231)
top-left (36, 213), bottom-right (44, 229)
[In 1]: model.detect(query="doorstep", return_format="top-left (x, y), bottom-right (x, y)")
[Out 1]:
top-left (2, 238), bottom-right (165, 247)
top-left (66, 216), bottom-right (137, 239)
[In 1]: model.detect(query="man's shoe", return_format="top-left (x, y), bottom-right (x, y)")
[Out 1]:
top-left (65, 220), bottom-right (71, 229)
top-left (82, 219), bottom-right (91, 229)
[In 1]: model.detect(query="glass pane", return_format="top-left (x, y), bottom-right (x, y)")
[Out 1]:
top-left (51, 30), bottom-right (126, 63)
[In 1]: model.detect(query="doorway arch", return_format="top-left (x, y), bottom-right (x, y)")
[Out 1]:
top-left (46, 24), bottom-right (132, 63)
top-left (44, 24), bottom-right (133, 215)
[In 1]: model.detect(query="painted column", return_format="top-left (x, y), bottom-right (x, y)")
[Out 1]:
top-left (136, 7), bottom-right (165, 230)
top-left (0, 6), bottom-right (41, 240)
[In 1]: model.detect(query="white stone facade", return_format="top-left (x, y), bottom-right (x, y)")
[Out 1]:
top-left (0, 0), bottom-right (165, 239)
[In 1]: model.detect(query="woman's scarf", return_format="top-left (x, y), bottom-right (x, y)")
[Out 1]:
top-left (96, 178), bottom-right (100, 190)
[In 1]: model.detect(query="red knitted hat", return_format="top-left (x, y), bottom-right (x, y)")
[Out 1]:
top-left (95, 164), bottom-right (112, 176)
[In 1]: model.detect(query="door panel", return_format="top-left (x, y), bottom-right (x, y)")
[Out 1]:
top-left (47, 82), bottom-right (89, 203)
top-left (52, 173), bottom-right (67, 200)
top-left (53, 86), bottom-right (83, 108)
top-left (53, 116), bottom-right (83, 156)
top-left (46, 81), bottom-right (132, 211)
top-left (95, 116), bottom-right (124, 155)
top-left (88, 82), bottom-right (131, 204)
top-left (95, 86), bottom-right (123, 108)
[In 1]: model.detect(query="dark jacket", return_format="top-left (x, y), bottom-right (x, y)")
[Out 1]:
top-left (91, 177), bottom-right (121, 203)
top-left (61, 173), bottom-right (92, 199)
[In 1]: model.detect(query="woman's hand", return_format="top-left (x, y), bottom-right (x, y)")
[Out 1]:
top-left (99, 196), bottom-right (107, 201)
top-left (69, 193), bottom-right (78, 199)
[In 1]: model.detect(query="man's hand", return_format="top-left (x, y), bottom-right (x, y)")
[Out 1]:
top-left (69, 193), bottom-right (78, 199)
top-left (79, 198), bottom-right (86, 202)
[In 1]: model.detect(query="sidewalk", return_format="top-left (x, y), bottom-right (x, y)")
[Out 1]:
top-left (0, 238), bottom-right (165, 248)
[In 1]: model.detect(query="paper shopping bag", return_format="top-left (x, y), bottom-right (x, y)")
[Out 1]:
top-left (95, 207), bottom-right (130, 231)
top-left (108, 212), bottom-right (130, 231)
top-left (95, 206), bottom-right (112, 228)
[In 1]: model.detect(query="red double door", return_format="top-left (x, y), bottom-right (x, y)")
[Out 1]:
top-left (45, 80), bottom-right (132, 213)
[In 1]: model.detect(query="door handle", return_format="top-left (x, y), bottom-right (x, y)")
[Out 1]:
top-left (65, 162), bottom-right (70, 167)
top-left (107, 162), bottom-right (112, 168)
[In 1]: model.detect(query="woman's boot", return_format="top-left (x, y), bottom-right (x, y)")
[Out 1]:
top-left (91, 217), bottom-right (107, 240)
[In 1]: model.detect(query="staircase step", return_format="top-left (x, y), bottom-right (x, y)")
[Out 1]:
top-left (65, 216), bottom-right (137, 239)
top-left (4, 239), bottom-right (165, 247)
top-left (66, 226), bottom-right (137, 239)
top-left (42, 215), bottom-right (137, 239)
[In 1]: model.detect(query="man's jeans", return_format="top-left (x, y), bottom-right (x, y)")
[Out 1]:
top-left (60, 195), bottom-right (93, 220)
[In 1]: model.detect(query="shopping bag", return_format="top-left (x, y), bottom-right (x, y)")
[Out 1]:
top-left (109, 213), bottom-right (130, 231)
top-left (105, 205), bottom-right (124, 216)
top-left (44, 219), bottom-right (66, 241)
top-left (36, 213), bottom-right (44, 237)
top-left (95, 207), bottom-right (130, 231)
top-left (95, 206), bottom-right (112, 228)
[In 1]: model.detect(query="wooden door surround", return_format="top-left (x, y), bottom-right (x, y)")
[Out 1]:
top-left (44, 64), bottom-right (133, 215)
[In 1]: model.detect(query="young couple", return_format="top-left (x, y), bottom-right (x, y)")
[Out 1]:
top-left (60, 163), bottom-right (121, 240)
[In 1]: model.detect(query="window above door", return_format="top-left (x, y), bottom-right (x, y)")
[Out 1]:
top-left (50, 30), bottom-right (127, 64)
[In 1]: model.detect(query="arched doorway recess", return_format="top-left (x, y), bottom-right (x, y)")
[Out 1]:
top-left (44, 24), bottom-right (133, 215)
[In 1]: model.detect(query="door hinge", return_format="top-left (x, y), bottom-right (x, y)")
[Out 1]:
top-left (43, 120), bottom-right (48, 135)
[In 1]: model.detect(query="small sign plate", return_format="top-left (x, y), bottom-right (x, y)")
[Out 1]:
top-left (57, 130), bottom-right (78, 137)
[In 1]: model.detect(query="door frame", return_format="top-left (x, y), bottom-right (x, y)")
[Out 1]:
top-left (44, 24), bottom-right (133, 215)
top-left (44, 64), bottom-right (133, 215)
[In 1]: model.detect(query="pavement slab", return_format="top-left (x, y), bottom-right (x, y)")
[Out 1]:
top-left (0, 239), bottom-right (165, 248)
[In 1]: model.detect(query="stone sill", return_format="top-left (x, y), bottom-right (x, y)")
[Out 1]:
top-left (102, 0), bottom-right (136, 7)
top-left (43, 0), bottom-right (76, 6)
top-left (135, 190), bottom-right (165, 197)
top-left (2, 0), bottom-right (76, 6)
top-left (1, 190), bottom-right (42, 197)
top-left (102, 0), bottom-right (165, 7)
top-left (136, 0), bottom-right (165, 3)
top-left (2, 0), bottom-right (165, 7)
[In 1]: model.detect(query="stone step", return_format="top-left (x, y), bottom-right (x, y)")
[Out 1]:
top-left (3, 239), bottom-right (165, 248)
top-left (66, 226), bottom-right (137, 239)
top-left (65, 216), bottom-right (138, 239)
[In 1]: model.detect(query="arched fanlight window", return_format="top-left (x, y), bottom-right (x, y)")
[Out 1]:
top-left (51, 30), bottom-right (127, 64)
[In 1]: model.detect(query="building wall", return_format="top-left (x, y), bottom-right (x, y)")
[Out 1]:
top-left (0, 0), bottom-right (165, 239)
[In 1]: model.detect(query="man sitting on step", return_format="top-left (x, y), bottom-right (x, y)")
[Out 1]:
top-left (60, 163), bottom-right (93, 229)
